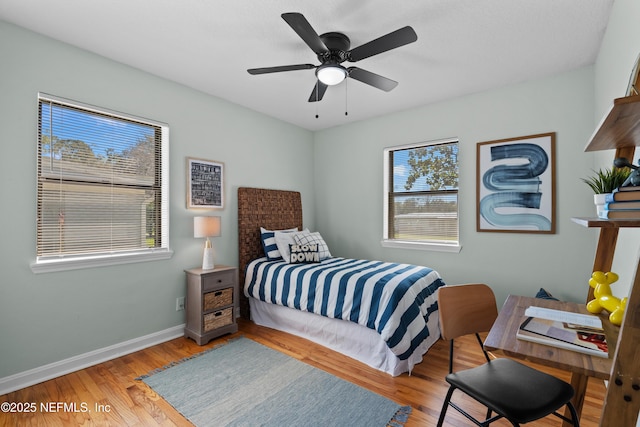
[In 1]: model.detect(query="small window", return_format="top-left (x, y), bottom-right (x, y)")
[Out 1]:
top-left (383, 139), bottom-right (459, 251)
top-left (33, 93), bottom-right (171, 272)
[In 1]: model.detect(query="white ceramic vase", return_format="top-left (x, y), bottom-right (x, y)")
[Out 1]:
top-left (594, 193), bottom-right (610, 218)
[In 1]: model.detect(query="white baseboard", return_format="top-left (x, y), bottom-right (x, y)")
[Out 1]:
top-left (0, 324), bottom-right (185, 396)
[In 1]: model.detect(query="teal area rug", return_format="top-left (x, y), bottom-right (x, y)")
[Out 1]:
top-left (137, 337), bottom-right (410, 427)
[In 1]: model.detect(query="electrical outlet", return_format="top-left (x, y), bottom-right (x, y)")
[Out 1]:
top-left (176, 296), bottom-right (185, 311)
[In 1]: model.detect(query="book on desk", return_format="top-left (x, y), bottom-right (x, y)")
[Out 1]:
top-left (516, 306), bottom-right (609, 358)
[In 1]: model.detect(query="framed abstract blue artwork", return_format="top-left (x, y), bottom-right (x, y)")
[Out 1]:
top-left (476, 133), bottom-right (556, 233)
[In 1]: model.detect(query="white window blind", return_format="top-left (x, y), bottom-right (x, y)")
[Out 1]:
top-left (383, 139), bottom-right (459, 249)
top-left (34, 93), bottom-right (170, 271)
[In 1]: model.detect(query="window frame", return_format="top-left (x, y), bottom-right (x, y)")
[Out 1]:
top-left (382, 138), bottom-right (461, 253)
top-left (31, 93), bottom-right (172, 273)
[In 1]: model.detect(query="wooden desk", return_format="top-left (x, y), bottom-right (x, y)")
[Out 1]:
top-left (484, 295), bottom-right (618, 427)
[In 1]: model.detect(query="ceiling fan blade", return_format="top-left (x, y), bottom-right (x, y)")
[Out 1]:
top-left (247, 64), bottom-right (316, 75)
top-left (348, 26), bottom-right (417, 62)
top-left (308, 81), bottom-right (329, 102)
top-left (347, 67), bottom-right (398, 91)
top-left (281, 12), bottom-right (329, 54)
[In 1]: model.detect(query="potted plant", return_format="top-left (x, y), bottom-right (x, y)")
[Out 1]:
top-left (581, 167), bottom-right (631, 215)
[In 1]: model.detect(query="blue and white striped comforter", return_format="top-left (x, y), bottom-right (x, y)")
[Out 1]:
top-left (245, 257), bottom-right (445, 360)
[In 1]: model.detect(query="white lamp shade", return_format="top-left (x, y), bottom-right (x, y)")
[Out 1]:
top-left (316, 64), bottom-right (347, 86)
top-left (194, 216), bottom-right (221, 238)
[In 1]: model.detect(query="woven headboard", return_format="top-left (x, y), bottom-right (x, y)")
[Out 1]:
top-left (237, 187), bottom-right (303, 318)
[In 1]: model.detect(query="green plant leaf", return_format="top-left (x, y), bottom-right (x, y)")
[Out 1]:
top-left (581, 167), bottom-right (631, 194)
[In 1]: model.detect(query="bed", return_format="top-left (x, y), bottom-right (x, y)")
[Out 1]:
top-left (237, 187), bottom-right (445, 376)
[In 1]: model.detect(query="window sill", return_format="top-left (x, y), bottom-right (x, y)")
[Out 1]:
top-left (30, 249), bottom-right (174, 274)
top-left (381, 239), bottom-right (462, 253)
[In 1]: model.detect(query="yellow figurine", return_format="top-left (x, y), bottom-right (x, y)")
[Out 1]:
top-left (586, 271), bottom-right (627, 326)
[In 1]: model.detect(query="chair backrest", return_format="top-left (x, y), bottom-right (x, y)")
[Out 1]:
top-left (438, 284), bottom-right (499, 341)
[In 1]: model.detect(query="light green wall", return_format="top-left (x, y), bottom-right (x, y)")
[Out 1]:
top-left (0, 21), bottom-right (314, 378)
top-left (593, 0), bottom-right (640, 299)
top-left (313, 67), bottom-right (597, 307)
top-left (594, 0), bottom-right (640, 119)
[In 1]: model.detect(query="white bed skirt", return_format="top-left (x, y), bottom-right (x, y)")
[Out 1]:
top-left (249, 298), bottom-right (441, 376)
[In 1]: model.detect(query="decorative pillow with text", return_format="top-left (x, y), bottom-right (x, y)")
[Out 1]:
top-left (288, 243), bottom-right (320, 264)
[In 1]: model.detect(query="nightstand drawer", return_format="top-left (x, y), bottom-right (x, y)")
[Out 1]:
top-left (203, 307), bottom-right (233, 332)
top-left (202, 270), bottom-right (235, 291)
top-left (203, 287), bottom-right (233, 311)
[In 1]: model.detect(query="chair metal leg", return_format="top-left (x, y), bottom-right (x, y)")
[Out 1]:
top-left (565, 402), bottom-right (580, 427)
top-left (550, 402), bottom-right (580, 426)
top-left (437, 386), bottom-right (455, 427)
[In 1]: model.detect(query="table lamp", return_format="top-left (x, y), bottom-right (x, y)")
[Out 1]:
top-left (194, 216), bottom-right (221, 270)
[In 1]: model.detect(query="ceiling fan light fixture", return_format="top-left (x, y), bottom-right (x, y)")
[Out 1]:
top-left (316, 64), bottom-right (347, 85)
top-left (248, 13), bottom-right (418, 102)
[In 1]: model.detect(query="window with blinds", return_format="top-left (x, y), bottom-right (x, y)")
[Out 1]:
top-left (35, 93), bottom-right (170, 271)
top-left (383, 139), bottom-right (459, 248)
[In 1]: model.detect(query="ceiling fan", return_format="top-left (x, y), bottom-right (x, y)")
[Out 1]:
top-left (247, 12), bottom-right (418, 102)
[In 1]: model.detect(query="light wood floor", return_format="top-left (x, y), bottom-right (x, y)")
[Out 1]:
top-left (0, 319), bottom-right (605, 426)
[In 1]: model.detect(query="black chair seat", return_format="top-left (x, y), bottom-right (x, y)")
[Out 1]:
top-left (445, 358), bottom-right (575, 424)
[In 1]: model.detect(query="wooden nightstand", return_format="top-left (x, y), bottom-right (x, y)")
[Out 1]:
top-left (184, 265), bottom-right (238, 345)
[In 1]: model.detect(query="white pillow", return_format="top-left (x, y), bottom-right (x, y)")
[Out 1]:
top-left (274, 231), bottom-right (296, 263)
top-left (274, 229), bottom-right (309, 263)
top-left (294, 230), bottom-right (331, 260)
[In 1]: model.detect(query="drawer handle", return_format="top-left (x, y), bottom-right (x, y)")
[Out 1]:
top-left (214, 291), bottom-right (223, 296)
top-left (214, 311), bottom-right (223, 317)
top-left (217, 279), bottom-right (222, 283)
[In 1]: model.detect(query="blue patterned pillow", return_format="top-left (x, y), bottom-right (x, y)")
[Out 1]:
top-left (293, 231), bottom-right (331, 260)
top-left (289, 243), bottom-right (320, 264)
top-left (260, 227), bottom-right (298, 260)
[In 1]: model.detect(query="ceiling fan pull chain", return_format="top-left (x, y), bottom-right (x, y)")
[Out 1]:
top-left (345, 78), bottom-right (349, 116)
top-left (315, 82), bottom-right (320, 118)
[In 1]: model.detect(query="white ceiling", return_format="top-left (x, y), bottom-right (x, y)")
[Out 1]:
top-left (0, 0), bottom-right (614, 131)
